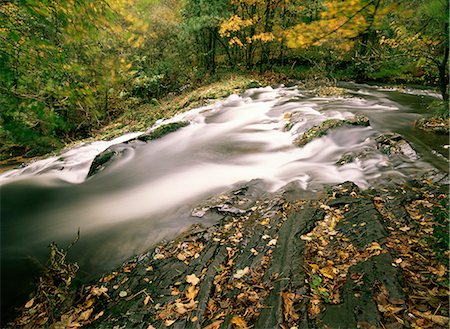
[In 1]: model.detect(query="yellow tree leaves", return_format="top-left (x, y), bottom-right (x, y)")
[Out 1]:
top-left (286, 0), bottom-right (388, 53)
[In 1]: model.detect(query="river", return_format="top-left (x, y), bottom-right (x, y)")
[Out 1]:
top-left (0, 83), bottom-right (447, 322)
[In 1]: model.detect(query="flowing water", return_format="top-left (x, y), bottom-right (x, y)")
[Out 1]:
top-left (0, 83), bottom-right (447, 321)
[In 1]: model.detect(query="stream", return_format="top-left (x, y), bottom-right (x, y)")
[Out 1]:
top-left (0, 83), bottom-right (448, 322)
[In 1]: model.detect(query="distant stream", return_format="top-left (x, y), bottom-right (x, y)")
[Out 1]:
top-left (0, 83), bottom-right (447, 321)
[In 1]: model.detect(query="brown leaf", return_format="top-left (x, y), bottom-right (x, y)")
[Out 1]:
top-left (230, 315), bottom-right (247, 329)
top-left (93, 311), bottom-right (104, 321)
top-left (175, 300), bottom-right (198, 315)
top-left (413, 311), bottom-right (449, 326)
top-left (143, 295), bottom-right (151, 306)
top-left (164, 319), bottom-right (176, 327)
top-left (203, 320), bottom-right (224, 329)
top-left (281, 291), bottom-right (300, 322)
top-left (24, 298), bottom-right (35, 308)
top-left (186, 285), bottom-right (199, 301)
top-left (77, 308), bottom-right (93, 322)
top-left (186, 274), bottom-right (200, 286)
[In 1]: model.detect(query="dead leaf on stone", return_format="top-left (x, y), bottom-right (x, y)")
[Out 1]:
top-left (175, 300), bottom-right (198, 315)
top-left (153, 253), bottom-right (165, 260)
top-left (186, 285), bottom-right (199, 301)
top-left (91, 286), bottom-right (108, 297)
top-left (413, 310), bottom-right (449, 326)
top-left (186, 274), bottom-right (200, 286)
top-left (233, 267), bottom-right (250, 279)
top-left (230, 315), bottom-right (247, 329)
top-left (164, 319), bottom-right (176, 327)
top-left (77, 308), bottom-right (93, 322)
top-left (281, 291), bottom-right (300, 322)
top-left (25, 298), bottom-right (35, 308)
top-left (319, 266), bottom-right (336, 279)
top-left (177, 253), bottom-right (187, 261)
top-left (267, 238), bottom-right (277, 246)
top-left (203, 320), bottom-right (224, 329)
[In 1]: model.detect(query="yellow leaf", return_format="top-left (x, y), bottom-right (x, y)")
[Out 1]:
top-left (186, 285), bottom-right (199, 300)
top-left (319, 267), bottom-right (335, 279)
top-left (309, 264), bottom-right (320, 271)
top-left (230, 315), bottom-right (248, 329)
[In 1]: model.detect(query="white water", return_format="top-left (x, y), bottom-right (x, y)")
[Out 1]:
top-left (1, 84), bottom-right (445, 315)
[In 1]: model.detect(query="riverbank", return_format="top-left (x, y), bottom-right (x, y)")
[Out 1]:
top-left (9, 176), bottom-right (449, 328)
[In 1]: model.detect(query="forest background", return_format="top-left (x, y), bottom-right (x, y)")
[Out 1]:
top-left (1, 0), bottom-right (448, 160)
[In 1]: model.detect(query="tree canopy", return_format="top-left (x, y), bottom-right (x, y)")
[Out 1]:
top-left (1, 0), bottom-right (448, 158)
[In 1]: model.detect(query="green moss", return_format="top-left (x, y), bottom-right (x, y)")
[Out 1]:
top-left (87, 150), bottom-right (115, 177)
top-left (138, 121), bottom-right (189, 142)
top-left (295, 116), bottom-right (370, 146)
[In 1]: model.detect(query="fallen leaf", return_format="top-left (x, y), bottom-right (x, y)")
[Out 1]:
top-left (231, 315), bottom-right (247, 329)
top-left (119, 291), bottom-right (128, 298)
top-left (413, 311), bottom-right (449, 326)
top-left (233, 267), bottom-right (250, 279)
top-left (203, 320), bottom-right (224, 329)
top-left (147, 325), bottom-right (156, 329)
top-left (319, 267), bottom-right (335, 279)
top-left (77, 308), bottom-right (93, 322)
top-left (91, 286), bottom-right (108, 296)
top-left (175, 300), bottom-right (198, 315)
top-left (186, 285), bottom-right (199, 301)
top-left (93, 311), bottom-right (104, 321)
top-left (367, 242), bottom-right (382, 252)
top-left (25, 298), bottom-right (35, 308)
top-left (300, 234), bottom-right (313, 241)
top-left (267, 239), bottom-right (277, 246)
top-left (309, 264), bottom-right (320, 271)
top-left (186, 274), bottom-right (200, 286)
top-left (250, 248), bottom-right (258, 255)
top-left (144, 295), bottom-right (151, 306)
top-left (164, 319), bottom-right (176, 327)
top-left (153, 253), bottom-right (165, 260)
top-left (281, 291), bottom-right (300, 322)
top-left (177, 253), bottom-right (187, 261)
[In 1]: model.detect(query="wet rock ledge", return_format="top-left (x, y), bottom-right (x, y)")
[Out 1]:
top-left (10, 176), bottom-right (449, 329)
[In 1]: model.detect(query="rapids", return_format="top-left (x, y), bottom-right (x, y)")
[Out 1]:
top-left (0, 83), bottom-right (447, 320)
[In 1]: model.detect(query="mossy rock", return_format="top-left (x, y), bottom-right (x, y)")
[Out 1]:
top-left (415, 117), bottom-right (449, 135)
top-left (314, 86), bottom-right (349, 97)
top-left (375, 133), bottom-right (418, 160)
top-left (246, 80), bottom-right (263, 89)
top-left (87, 150), bottom-right (115, 177)
top-left (138, 121), bottom-right (189, 142)
top-left (295, 116), bottom-right (370, 146)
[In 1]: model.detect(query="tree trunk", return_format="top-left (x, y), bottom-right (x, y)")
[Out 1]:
top-left (438, 42), bottom-right (449, 104)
